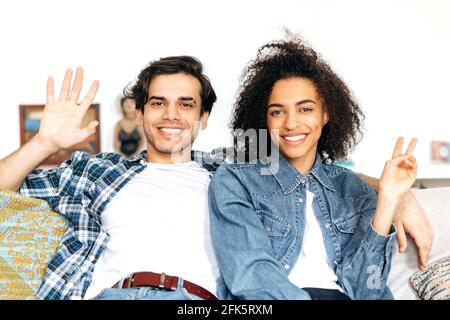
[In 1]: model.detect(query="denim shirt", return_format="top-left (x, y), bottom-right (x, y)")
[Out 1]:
top-left (209, 153), bottom-right (397, 300)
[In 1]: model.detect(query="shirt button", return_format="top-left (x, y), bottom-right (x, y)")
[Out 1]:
top-left (265, 227), bottom-right (271, 232)
top-left (300, 179), bottom-right (306, 184)
top-left (298, 198), bottom-right (304, 203)
top-left (334, 260), bottom-right (338, 265)
top-left (88, 255), bottom-right (95, 262)
top-left (325, 223), bottom-right (331, 229)
top-left (102, 196), bottom-right (108, 201)
top-left (67, 281), bottom-right (75, 289)
top-left (284, 264), bottom-right (290, 270)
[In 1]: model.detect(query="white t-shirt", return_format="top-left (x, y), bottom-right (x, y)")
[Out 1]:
top-left (84, 161), bottom-right (219, 299)
top-left (288, 190), bottom-right (343, 292)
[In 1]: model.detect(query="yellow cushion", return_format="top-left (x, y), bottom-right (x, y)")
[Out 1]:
top-left (0, 189), bottom-right (67, 299)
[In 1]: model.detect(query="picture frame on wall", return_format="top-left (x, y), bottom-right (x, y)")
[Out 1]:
top-left (19, 104), bottom-right (101, 166)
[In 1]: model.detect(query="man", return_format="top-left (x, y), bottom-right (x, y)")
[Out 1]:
top-left (0, 56), bottom-right (220, 300)
top-left (0, 56), bottom-right (433, 300)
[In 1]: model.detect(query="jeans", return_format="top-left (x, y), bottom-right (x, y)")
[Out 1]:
top-left (90, 278), bottom-right (203, 300)
top-left (303, 288), bottom-right (351, 300)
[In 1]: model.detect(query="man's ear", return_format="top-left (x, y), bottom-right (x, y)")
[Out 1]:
top-left (199, 111), bottom-right (209, 130)
top-left (136, 109), bottom-right (143, 125)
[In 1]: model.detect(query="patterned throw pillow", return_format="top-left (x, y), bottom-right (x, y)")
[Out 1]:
top-left (409, 257), bottom-right (450, 300)
top-left (0, 189), bottom-right (67, 300)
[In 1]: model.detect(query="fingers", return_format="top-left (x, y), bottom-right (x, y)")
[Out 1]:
top-left (390, 153), bottom-right (415, 166)
top-left (418, 245), bottom-right (430, 270)
top-left (396, 223), bottom-right (408, 253)
top-left (80, 121), bottom-right (99, 140)
top-left (391, 137), bottom-right (418, 158)
top-left (391, 137), bottom-right (404, 159)
top-left (69, 67), bottom-right (84, 103)
top-left (59, 69), bottom-right (73, 102)
top-left (80, 80), bottom-right (99, 111)
top-left (405, 138), bottom-right (418, 155)
top-left (47, 76), bottom-right (54, 103)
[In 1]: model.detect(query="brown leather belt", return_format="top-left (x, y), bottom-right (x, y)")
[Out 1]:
top-left (112, 272), bottom-right (218, 300)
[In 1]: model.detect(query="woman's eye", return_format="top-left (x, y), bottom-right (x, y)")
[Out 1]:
top-left (300, 107), bottom-right (313, 112)
top-left (270, 110), bottom-right (283, 116)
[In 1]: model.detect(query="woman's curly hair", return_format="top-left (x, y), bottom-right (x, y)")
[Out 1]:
top-left (231, 35), bottom-right (364, 163)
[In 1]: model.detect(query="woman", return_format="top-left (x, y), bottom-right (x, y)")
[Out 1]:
top-left (114, 97), bottom-right (145, 157)
top-left (208, 37), bottom-right (417, 300)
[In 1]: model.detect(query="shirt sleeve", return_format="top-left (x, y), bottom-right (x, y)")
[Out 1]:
top-left (19, 151), bottom-right (93, 205)
top-left (336, 180), bottom-right (397, 300)
top-left (209, 165), bottom-right (311, 300)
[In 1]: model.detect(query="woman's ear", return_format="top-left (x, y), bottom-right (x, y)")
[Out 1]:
top-left (323, 112), bottom-right (329, 126)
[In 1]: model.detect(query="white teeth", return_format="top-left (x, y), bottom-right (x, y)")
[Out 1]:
top-left (284, 134), bottom-right (306, 142)
top-left (160, 128), bottom-right (182, 134)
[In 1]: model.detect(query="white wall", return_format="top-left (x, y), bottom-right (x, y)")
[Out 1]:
top-left (0, 0), bottom-right (449, 178)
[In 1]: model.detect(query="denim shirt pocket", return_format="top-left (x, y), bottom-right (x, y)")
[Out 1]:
top-left (333, 211), bottom-right (361, 234)
top-left (256, 210), bottom-right (291, 255)
top-left (332, 209), bottom-right (362, 248)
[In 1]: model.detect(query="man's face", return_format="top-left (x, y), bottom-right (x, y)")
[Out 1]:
top-left (136, 73), bottom-right (209, 163)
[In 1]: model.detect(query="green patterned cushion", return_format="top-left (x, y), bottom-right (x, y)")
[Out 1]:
top-left (0, 189), bottom-right (68, 299)
top-left (409, 257), bottom-right (450, 300)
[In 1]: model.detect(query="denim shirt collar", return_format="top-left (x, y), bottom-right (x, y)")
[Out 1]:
top-left (265, 152), bottom-right (336, 194)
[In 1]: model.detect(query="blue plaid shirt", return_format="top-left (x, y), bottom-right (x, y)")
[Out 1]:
top-left (19, 149), bottom-right (226, 300)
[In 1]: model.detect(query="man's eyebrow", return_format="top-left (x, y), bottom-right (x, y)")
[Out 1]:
top-left (178, 96), bottom-right (197, 104)
top-left (148, 96), bottom-right (166, 100)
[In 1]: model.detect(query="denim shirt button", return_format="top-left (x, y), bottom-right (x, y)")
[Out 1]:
top-left (298, 198), bottom-right (304, 203)
top-left (325, 223), bottom-right (331, 229)
top-left (266, 227), bottom-right (271, 232)
top-left (334, 260), bottom-right (338, 265)
top-left (284, 264), bottom-right (290, 270)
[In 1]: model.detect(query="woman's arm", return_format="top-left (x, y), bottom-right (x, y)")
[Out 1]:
top-left (338, 137), bottom-right (418, 299)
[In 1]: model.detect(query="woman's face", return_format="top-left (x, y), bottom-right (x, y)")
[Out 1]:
top-left (122, 98), bottom-right (136, 118)
top-left (267, 77), bottom-right (328, 173)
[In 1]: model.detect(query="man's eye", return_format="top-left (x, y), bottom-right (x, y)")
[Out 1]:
top-left (151, 101), bottom-right (164, 106)
top-left (180, 103), bottom-right (193, 108)
top-left (300, 107), bottom-right (313, 112)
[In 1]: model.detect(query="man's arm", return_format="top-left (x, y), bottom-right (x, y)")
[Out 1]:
top-left (357, 172), bottom-right (434, 269)
top-left (0, 68), bottom-right (99, 192)
top-left (0, 136), bottom-right (59, 191)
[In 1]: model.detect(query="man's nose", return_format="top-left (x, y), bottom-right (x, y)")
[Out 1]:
top-left (162, 103), bottom-right (180, 121)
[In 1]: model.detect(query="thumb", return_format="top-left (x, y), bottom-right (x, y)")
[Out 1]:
top-left (396, 223), bottom-right (408, 253)
top-left (80, 121), bottom-right (99, 139)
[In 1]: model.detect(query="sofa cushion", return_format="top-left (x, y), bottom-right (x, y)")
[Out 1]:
top-left (388, 187), bottom-right (450, 300)
top-left (0, 189), bottom-right (67, 299)
top-left (409, 256), bottom-right (450, 300)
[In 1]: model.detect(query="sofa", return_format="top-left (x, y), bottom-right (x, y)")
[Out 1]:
top-left (0, 187), bottom-right (449, 300)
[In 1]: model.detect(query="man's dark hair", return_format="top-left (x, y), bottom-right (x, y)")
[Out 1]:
top-left (231, 35), bottom-right (364, 162)
top-left (124, 56), bottom-right (216, 115)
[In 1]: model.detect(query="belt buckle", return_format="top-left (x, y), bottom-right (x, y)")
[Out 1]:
top-left (127, 273), bottom-right (135, 288)
top-left (158, 272), bottom-right (166, 289)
